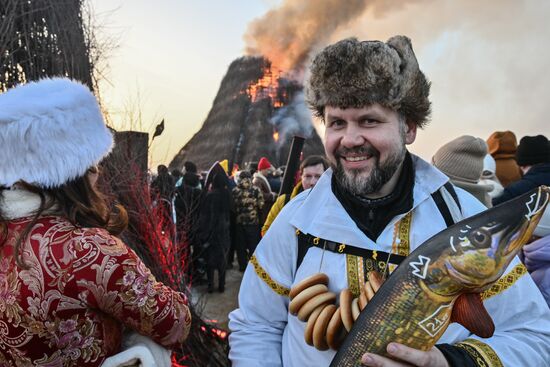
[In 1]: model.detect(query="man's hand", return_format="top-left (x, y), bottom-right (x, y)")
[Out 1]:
top-left (361, 343), bottom-right (450, 367)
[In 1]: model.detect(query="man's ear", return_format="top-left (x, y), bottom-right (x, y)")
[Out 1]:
top-left (404, 120), bottom-right (417, 145)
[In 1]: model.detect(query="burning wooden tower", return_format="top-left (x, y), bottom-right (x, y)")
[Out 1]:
top-left (169, 56), bottom-right (325, 171)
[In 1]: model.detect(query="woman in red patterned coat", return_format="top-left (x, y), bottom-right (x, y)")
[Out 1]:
top-left (0, 78), bottom-right (192, 366)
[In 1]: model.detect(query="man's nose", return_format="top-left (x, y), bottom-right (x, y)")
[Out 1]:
top-left (340, 124), bottom-right (365, 148)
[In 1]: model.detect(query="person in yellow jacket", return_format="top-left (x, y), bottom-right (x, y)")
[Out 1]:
top-left (261, 155), bottom-right (329, 236)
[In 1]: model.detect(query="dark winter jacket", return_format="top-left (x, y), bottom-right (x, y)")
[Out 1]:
top-left (492, 163), bottom-right (550, 206)
top-left (151, 172), bottom-right (176, 200)
top-left (174, 183), bottom-right (203, 245)
top-left (199, 188), bottom-right (231, 264)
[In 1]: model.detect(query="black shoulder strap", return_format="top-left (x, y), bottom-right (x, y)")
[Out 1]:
top-left (295, 231), bottom-right (406, 270)
top-left (296, 231), bottom-right (310, 270)
top-left (431, 181), bottom-right (461, 227)
top-left (444, 181), bottom-right (461, 212)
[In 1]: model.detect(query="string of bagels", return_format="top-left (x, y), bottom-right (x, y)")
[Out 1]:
top-left (288, 270), bottom-right (385, 351)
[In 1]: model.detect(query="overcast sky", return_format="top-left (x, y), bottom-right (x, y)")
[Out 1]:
top-left (91, 0), bottom-right (550, 169)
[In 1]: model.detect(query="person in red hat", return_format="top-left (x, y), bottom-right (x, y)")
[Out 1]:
top-left (253, 157), bottom-right (276, 223)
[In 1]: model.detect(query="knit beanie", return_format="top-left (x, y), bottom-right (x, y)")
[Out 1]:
top-left (306, 36), bottom-right (431, 127)
top-left (516, 135), bottom-right (550, 166)
top-left (258, 157), bottom-right (271, 171)
top-left (432, 135), bottom-right (488, 184)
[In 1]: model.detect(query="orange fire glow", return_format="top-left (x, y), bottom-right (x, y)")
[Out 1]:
top-left (246, 65), bottom-right (286, 107)
top-left (273, 131), bottom-right (279, 142)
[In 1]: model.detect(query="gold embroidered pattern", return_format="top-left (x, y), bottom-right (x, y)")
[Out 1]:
top-left (357, 256), bottom-right (365, 294)
top-left (481, 264), bottom-right (527, 300)
top-left (456, 339), bottom-right (503, 367)
top-left (389, 212), bottom-right (412, 273)
top-left (396, 212), bottom-right (412, 256)
top-left (346, 254), bottom-right (360, 297)
top-left (346, 212), bottom-right (413, 294)
top-left (249, 255), bottom-right (290, 297)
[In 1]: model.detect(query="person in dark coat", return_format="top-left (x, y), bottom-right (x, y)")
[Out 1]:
top-left (151, 164), bottom-right (176, 200)
top-left (174, 173), bottom-right (204, 281)
top-left (493, 135), bottom-right (550, 206)
top-left (199, 172), bottom-right (231, 292)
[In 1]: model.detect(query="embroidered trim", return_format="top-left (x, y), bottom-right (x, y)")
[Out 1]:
top-left (346, 212), bottom-right (413, 294)
top-left (481, 264), bottom-right (527, 300)
top-left (346, 254), bottom-right (360, 297)
top-left (455, 339), bottom-right (503, 367)
top-left (395, 212), bottom-right (412, 256)
top-left (249, 255), bottom-right (290, 297)
top-left (357, 256), bottom-right (366, 294)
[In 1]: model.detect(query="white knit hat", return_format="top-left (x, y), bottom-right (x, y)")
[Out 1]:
top-left (0, 78), bottom-right (113, 188)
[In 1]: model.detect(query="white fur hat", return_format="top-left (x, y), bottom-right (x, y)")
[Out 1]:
top-left (0, 78), bottom-right (113, 188)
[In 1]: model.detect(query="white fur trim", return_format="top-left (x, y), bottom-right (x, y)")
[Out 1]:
top-left (0, 78), bottom-right (113, 188)
top-left (0, 186), bottom-right (57, 219)
top-left (101, 332), bottom-right (171, 367)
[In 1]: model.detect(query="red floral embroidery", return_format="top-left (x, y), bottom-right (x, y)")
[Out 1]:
top-left (0, 216), bottom-right (191, 366)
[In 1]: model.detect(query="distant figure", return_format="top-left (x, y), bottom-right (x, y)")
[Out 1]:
top-left (183, 161), bottom-right (202, 189)
top-left (267, 166), bottom-right (282, 194)
top-left (174, 170), bottom-right (204, 280)
top-left (151, 164), bottom-right (176, 200)
top-left (487, 131), bottom-right (523, 187)
top-left (262, 155), bottom-right (329, 236)
top-left (432, 135), bottom-right (492, 207)
top-left (232, 171), bottom-right (264, 271)
top-left (172, 168), bottom-right (183, 188)
top-left (493, 135), bottom-right (550, 206)
top-left (253, 157), bottom-right (276, 223)
top-left (151, 164), bottom-right (176, 226)
top-left (199, 173), bottom-right (231, 293)
top-left (479, 154), bottom-right (504, 199)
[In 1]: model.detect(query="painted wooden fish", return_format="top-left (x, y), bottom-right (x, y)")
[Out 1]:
top-left (330, 185), bottom-right (550, 366)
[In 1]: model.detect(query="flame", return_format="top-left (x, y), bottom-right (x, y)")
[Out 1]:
top-left (246, 64), bottom-right (286, 108)
top-left (273, 131), bottom-right (279, 142)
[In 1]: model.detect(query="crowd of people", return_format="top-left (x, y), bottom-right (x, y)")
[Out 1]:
top-left (2, 33), bottom-right (550, 367)
top-left (148, 154), bottom-right (330, 295)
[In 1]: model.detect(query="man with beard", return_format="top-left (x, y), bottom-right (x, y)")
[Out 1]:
top-left (228, 36), bottom-right (550, 367)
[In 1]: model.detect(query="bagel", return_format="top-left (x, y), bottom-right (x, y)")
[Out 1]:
top-left (304, 305), bottom-right (325, 346)
top-left (364, 281), bottom-right (375, 301)
top-left (313, 304), bottom-right (336, 351)
top-left (351, 297), bottom-right (360, 321)
top-left (358, 290), bottom-right (368, 311)
top-left (289, 273), bottom-right (329, 300)
top-left (339, 288), bottom-right (354, 332)
top-left (297, 292), bottom-right (337, 322)
top-left (326, 307), bottom-right (346, 350)
top-left (369, 271), bottom-right (383, 292)
top-left (288, 284), bottom-right (328, 315)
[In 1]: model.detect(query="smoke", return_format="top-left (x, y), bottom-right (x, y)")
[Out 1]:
top-left (270, 92), bottom-right (314, 141)
top-left (329, 0), bottom-right (550, 160)
top-left (244, 0), bottom-right (370, 72)
top-left (248, 0), bottom-right (550, 161)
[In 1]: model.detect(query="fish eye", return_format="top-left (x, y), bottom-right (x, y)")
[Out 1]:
top-left (471, 229), bottom-right (491, 248)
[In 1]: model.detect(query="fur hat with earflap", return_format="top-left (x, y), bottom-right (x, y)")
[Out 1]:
top-left (0, 78), bottom-right (113, 188)
top-left (306, 35), bottom-right (431, 127)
